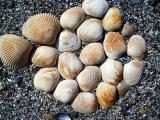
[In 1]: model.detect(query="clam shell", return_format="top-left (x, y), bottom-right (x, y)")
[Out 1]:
top-left (121, 22), bottom-right (134, 37)
top-left (103, 32), bottom-right (127, 59)
top-left (117, 80), bottom-right (129, 96)
top-left (22, 13), bottom-right (60, 45)
top-left (0, 34), bottom-right (33, 68)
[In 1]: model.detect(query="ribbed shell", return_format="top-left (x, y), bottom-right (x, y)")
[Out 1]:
top-left (121, 22), bottom-right (134, 37)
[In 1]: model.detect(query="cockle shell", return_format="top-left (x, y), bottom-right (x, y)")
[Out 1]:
top-left (32, 46), bottom-right (59, 67)
top-left (103, 32), bottom-right (127, 59)
top-left (121, 22), bottom-right (134, 37)
top-left (82, 0), bottom-right (108, 18)
top-left (117, 80), bottom-right (129, 96)
top-left (60, 7), bottom-right (85, 30)
top-left (80, 43), bottom-right (105, 65)
top-left (58, 52), bottom-right (83, 79)
top-left (0, 34), bottom-right (32, 68)
top-left (53, 80), bottom-right (79, 103)
top-left (127, 35), bottom-right (146, 60)
top-left (123, 60), bottom-right (144, 85)
top-left (100, 59), bottom-right (123, 85)
top-left (77, 66), bottom-right (101, 91)
top-left (22, 13), bottom-right (60, 45)
top-left (77, 18), bottom-right (103, 42)
top-left (57, 31), bottom-right (81, 52)
top-left (72, 92), bottom-right (99, 114)
top-left (34, 67), bottom-right (60, 92)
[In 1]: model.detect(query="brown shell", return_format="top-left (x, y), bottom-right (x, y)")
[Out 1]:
top-left (121, 22), bottom-right (134, 37)
top-left (117, 80), bottom-right (129, 96)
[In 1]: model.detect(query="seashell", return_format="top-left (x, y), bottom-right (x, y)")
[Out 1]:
top-left (121, 22), bottom-right (134, 37)
top-left (34, 67), bottom-right (60, 92)
top-left (0, 34), bottom-right (33, 68)
top-left (96, 82), bottom-right (117, 108)
top-left (77, 18), bottom-right (103, 42)
top-left (100, 58), bottom-right (123, 85)
top-left (123, 60), bottom-right (144, 85)
top-left (60, 7), bottom-right (85, 30)
top-left (58, 52), bottom-right (83, 79)
top-left (57, 31), bottom-right (81, 52)
top-left (54, 113), bottom-right (71, 120)
top-left (53, 79), bottom-right (79, 103)
top-left (117, 80), bottom-right (129, 96)
top-left (82, 0), bottom-right (108, 18)
top-left (72, 92), bottom-right (99, 114)
top-left (103, 32), bottom-right (127, 59)
top-left (22, 13), bottom-right (60, 45)
top-left (80, 43), bottom-right (105, 65)
top-left (32, 46), bottom-right (59, 67)
top-left (127, 35), bottom-right (146, 60)
top-left (102, 7), bottom-right (122, 31)
top-left (77, 66), bottom-right (101, 91)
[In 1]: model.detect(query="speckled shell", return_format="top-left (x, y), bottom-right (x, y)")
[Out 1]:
top-left (77, 66), bottom-right (101, 91)
top-left (103, 32), bottom-right (127, 59)
top-left (57, 31), bottom-right (81, 52)
top-left (127, 35), bottom-right (146, 60)
top-left (72, 92), bottom-right (99, 114)
top-left (117, 81), bottom-right (129, 96)
top-left (32, 46), bottom-right (59, 67)
top-left (34, 67), bottom-right (60, 92)
top-left (102, 7), bottom-right (122, 31)
top-left (53, 80), bottom-right (79, 103)
top-left (121, 22), bottom-right (134, 37)
top-left (100, 59), bottom-right (123, 85)
top-left (60, 7), bottom-right (85, 30)
top-left (80, 43), bottom-right (105, 65)
top-left (58, 52), bottom-right (83, 79)
top-left (22, 13), bottom-right (60, 45)
top-left (0, 34), bottom-right (32, 69)
top-left (77, 19), bottom-right (103, 42)
top-left (82, 0), bottom-right (108, 18)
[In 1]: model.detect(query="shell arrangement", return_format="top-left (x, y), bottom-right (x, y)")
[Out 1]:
top-left (0, 0), bottom-right (147, 114)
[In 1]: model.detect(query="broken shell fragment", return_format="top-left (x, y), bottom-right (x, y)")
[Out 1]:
top-left (117, 80), bottom-right (129, 96)
top-left (121, 21), bottom-right (134, 37)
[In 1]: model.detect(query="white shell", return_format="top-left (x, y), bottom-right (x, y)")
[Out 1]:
top-left (117, 81), bottom-right (129, 96)
top-left (121, 22), bottom-right (134, 37)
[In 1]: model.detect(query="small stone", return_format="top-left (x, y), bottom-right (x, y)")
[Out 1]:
top-left (54, 113), bottom-right (71, 120)
top-left (43, 113), bottom-right (53, 120)
top-left (6, 0), bottom-right (14, 8)
top-left (15, 77), bottom-right (23, 84)
top-left (0, 82), bottom-right (4, 91)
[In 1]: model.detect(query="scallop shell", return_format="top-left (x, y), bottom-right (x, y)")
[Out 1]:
top-left (117, 80), bottom-right (129, 96)
top-left (77, 66), bottom-right (101, 91)
top-left (34, 67), bottom-right (60, 92)
top-left (58, 52), bottom-right (83, 79)
top-left (72, 92), bottom-right (99, 114)
top-left (53, 80), bottom-right (79, 103)
top-left (60, 7), bottom-right (85, 30)
top-left (103, 32), bottom-right (127, 59)
top-left (80, 43), bottom-right (105, 65)
top-left (22, 13), bottom-right (60, 45)
top-left (0, 34), bottom-right (33, 69)
top-left (121, 22), bottom-right (134, 37)
top-left (77, 18), bottom-right (103, 42)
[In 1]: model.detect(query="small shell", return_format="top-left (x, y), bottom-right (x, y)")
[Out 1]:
top-left (96, 82), bottom-right (117, 108)
top-left (80, 43), bottom-right (105, 65)
top-left (22, 13), bottom-right (60, 45)
top-left (72, 92), bottom-right (99, 114)
top-left (57, 31), bottom-right (81, 52)
top-left (82, 0), bottom-right (108, 18)
top-left (0, 34), bottom-right (32, 68)
top-left (34, 67), bottom-right (60, 92)
top-left (53, 80), bottom-right (79, 103)
top-left (58, 52), bottom-right (83, 79)
top-left (60, 7), bottom-right (85, 30)
top-left (123, 60), bottom-right (144, 85)
top-left (121, 22), bottom-right (134, 37)
top-left (32, 46), bottom-right (59, 67)
top-left (102, 7), bottom-right (122, 31)
top-left (77, 66), bottom-right (101, 91)
top-left (77, 19), bottom-right (103, 42)
top-left (127, 35), bottom-right (146, 60)
top-left (100, 59), bottom-right (123, 85)
top-left (103, 32), bottom-right (127, 59)
top-left (117, 81), bottom-right (129, 96)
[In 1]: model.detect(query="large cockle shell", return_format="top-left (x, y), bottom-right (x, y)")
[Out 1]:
top-left (80, 43), bottom-right (105, 65)
top-left (72, 92), bottom-right (99, 114)
top-left (121, 22), bottom-right (134, 37)
top-left (53, 80), bottom-right (79, 103)
top-left (32, 46), bottom-right (58, 67)
top-left (58, 52), bottom-right (83, 79)
top-left (34, 67), bottom-right (60, 92)
top-left (117, 81), bottom-right (129, 96)
top-left (77, 66), bottom-right (101, 91)
top-left (0, 34), bottom-right (32, 68)
top-left (77, 18), bottom-right (103, 42)
top-left (123, 60), bottom-right (144, 85)
top-left (60, 7), bottom-right (85, 30)
top-left (103, 32), bottom-right (127, 59)
top-left (22, 13), bottom-right (60, 45)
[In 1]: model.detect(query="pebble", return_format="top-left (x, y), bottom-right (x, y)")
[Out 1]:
top-left (0, 82), bottom-right (3, 91)
top-left (54, 113), bottom-right (71, 120)
top-left (15, 77), bottom-right (23, 84)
